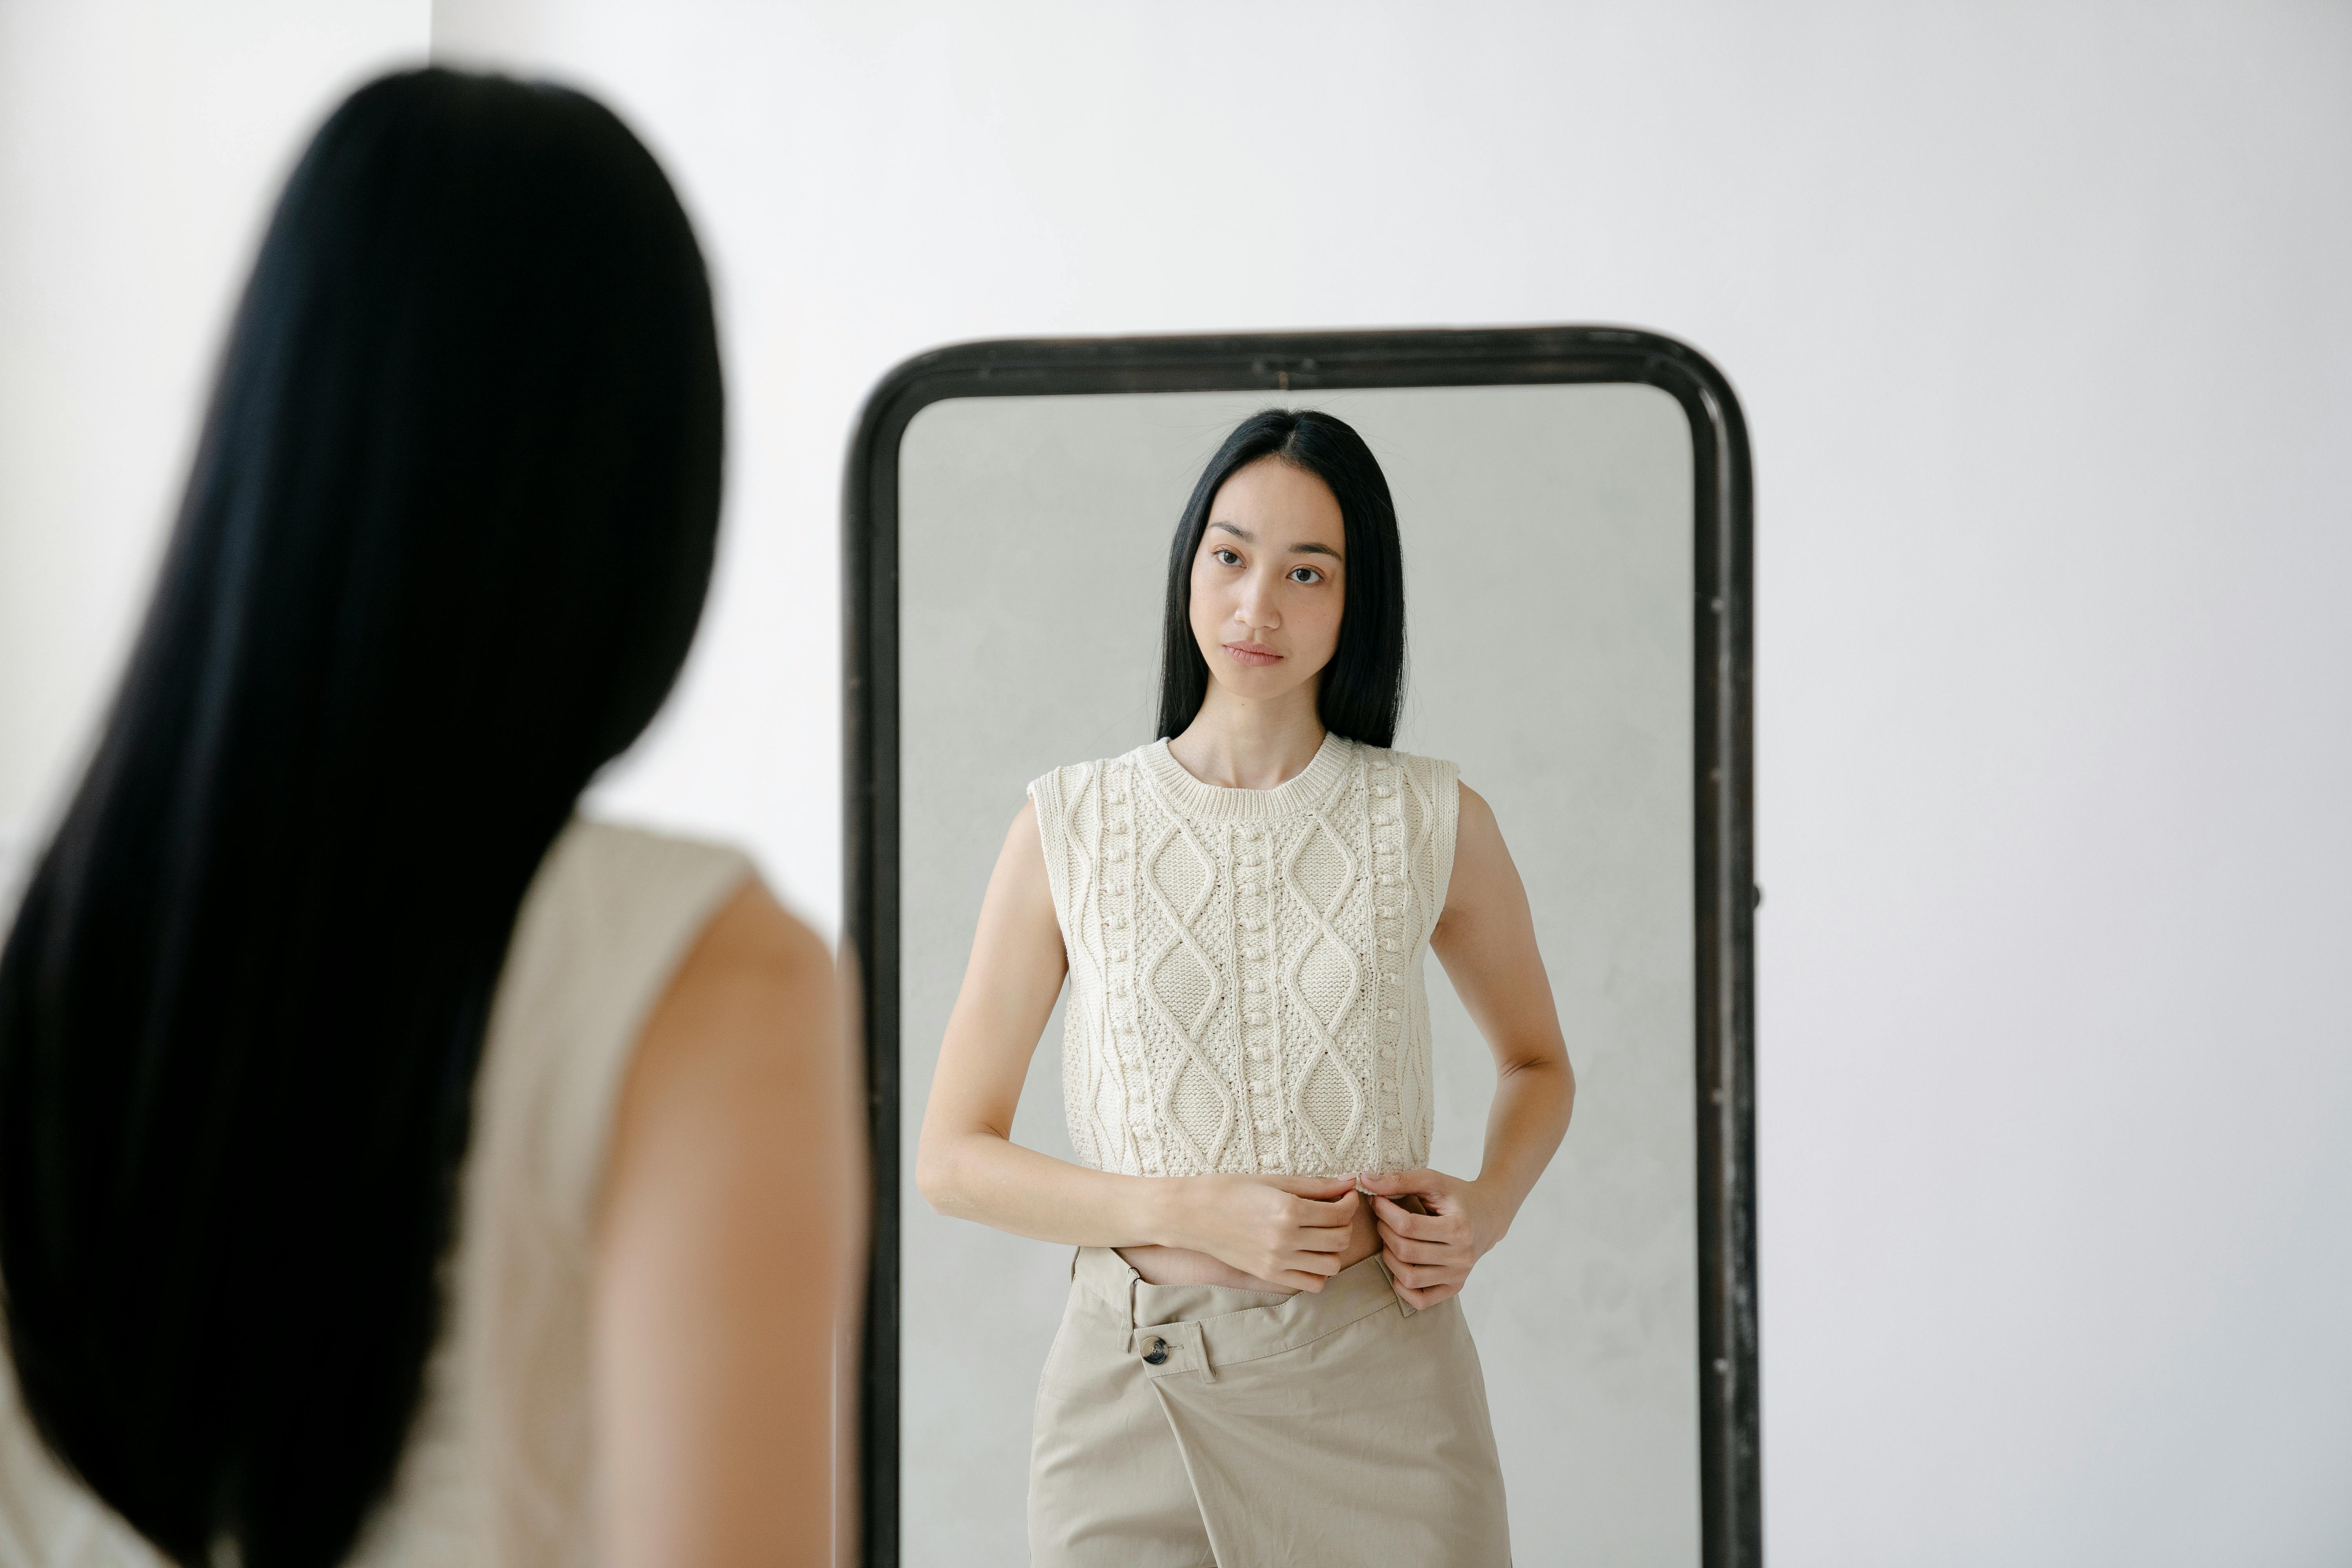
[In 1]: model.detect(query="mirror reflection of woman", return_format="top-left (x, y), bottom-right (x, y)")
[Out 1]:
top-left (920, 409), bottom-right (1575, 1567)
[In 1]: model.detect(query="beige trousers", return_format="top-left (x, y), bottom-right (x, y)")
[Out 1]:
top-left (1028, 1246), bottom-right (1511, 1568)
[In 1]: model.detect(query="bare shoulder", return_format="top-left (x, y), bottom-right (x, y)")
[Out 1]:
top-left (674, 877), bottom-right (833, 1006)
top-left (599, 873), bottom-right (852, 1259)
top-left (1438, 780), bottom-right (1528, 932)
top-left (626, 877), bottom-right (842, 1127)
top-left (1452, 781), bottom-right (1511, 875)
top-left (991, 796), bottom-right (1054, 909)
top-left (1455, 779), bottom-right (1500, 838)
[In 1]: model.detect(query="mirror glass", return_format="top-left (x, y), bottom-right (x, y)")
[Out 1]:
top-left (895, 383), bottom-right (1699, 1564)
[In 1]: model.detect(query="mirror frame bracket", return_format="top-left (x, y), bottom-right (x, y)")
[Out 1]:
top-left (843, 325), bottom-right (1758, 1568)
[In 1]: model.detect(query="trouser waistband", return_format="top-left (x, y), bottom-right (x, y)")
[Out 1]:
top-left (1069, 1245), bottom-right (1414, 1383)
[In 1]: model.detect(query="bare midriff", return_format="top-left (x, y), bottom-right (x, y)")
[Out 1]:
top-left (1116, 1192), bottom-right (1381, 1293)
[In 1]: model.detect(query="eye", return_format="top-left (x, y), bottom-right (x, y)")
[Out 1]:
top-left (1213, 548), bottom-right (1242, 567)
top-left (1289, 565), bottom-right (1324, 584)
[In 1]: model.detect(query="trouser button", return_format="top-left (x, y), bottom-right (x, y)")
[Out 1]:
top-left (1142, 1336), bottom-right (1169, 1366)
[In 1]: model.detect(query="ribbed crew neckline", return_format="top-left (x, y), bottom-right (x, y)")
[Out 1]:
top-left (1139, 731), bottom-right (1357, 820)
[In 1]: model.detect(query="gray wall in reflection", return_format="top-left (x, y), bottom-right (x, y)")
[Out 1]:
top-left (898, 384), bottom-right (1696, 1565)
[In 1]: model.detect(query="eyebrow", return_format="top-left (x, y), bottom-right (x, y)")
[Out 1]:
top-left (1209, 520), bottom-right (1342, 559)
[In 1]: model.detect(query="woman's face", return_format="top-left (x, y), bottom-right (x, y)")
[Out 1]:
top-left (1187, 456), bottom-right (1347, 709)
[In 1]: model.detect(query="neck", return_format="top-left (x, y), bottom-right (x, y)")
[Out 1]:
top-left (1167, 683), bottom-right (1327, 790)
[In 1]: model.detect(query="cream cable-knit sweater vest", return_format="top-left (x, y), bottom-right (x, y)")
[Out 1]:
top-left (1028, 732), bottom-right (1461, 1178)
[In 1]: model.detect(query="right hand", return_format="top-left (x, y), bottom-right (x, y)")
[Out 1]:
top-left (1167, 1174), bottom-right (1363, 1291)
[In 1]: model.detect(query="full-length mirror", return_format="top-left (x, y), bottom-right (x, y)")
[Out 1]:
top-left (846, 330), bottom-right (1756, 1568)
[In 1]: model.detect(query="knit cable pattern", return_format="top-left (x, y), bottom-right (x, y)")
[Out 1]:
top-left (1028, 734), bottom-right (1460, 1177)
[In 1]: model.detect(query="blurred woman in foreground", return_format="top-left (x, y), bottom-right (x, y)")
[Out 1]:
top-left (0, 69), bottom-right (857, 1568)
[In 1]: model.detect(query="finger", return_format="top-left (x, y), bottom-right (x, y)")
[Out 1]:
top-left (1286, 1248), bottom-right (1346, 1276)
top-left (1383, 1256), bottom-right (1439, 1289)
top-left (1305, 1196), bottom-right (1363, 1226)
top-left (1416, 1187), bottom-right (1466, 1216)
top-left (1274, 1269), bottom-right (1329, 1292)
top-left (1357, 1168), bottom-right (1441, 1194)
top-left (1293, 1225), bottom-right (1355, 1253)
top-left (1285, 1198), bottom-right (1361, 1232)
top-left (1395, 1278), bottom-right (1439, 1308)
top-left (1377, 1229), bottom-right (1451, 1264)
top-left (1385, 1256), bottom-right (1469, 1290)
top-left (1268, 1174), bottom-right (1361, 1200)
top-left (1369, 1194), bottom-right (1446, 1239)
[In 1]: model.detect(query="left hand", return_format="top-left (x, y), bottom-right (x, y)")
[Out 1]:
top-left (1356, 1169), bottom-right (1504, 1310)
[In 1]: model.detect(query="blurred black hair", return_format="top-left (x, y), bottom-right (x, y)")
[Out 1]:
top-left (0, 67), bottom-right (722, 1568)
top-left (1156, 408), bottom-right (1405, 746)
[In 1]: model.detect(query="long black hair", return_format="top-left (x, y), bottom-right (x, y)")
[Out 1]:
top-left (0, 69), bottom-right (722, 1568)
top-left (1155, 408), bottom-right (1406, 746)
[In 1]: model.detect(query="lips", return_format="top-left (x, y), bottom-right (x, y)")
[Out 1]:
top-left (1223, 642), bottom-right (1282, 667)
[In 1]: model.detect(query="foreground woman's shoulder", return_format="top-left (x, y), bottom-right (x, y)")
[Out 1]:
top-left (668, 877), bottom-right (832, 1011)
top-left (615, 849), bottom-right (844, 1211)
top-left (537, 816), bottom-right (755, 907)
top-left (498, 817), bottom-right (768, 1037)
top-left (543, 814), bottom-right (831, 1038)
top-left (485, 817), bottom-right (824, 1217)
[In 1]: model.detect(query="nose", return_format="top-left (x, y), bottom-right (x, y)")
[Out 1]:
top-left (1234, 566), bottom-right (1281, 633)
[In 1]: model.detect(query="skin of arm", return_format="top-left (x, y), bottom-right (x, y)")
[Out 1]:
top-left (1360, 782), bottom-right (1577, 1308)
top-left (916, 800), bottom-right (1363, 1293)
top-left (591, 878), bottom-right (862, 1568)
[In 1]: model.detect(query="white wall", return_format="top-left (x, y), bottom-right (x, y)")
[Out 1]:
top-left (0, 0), bottom-right (429, 892)
top-left (5, 3), bottom-right (2348, 1563)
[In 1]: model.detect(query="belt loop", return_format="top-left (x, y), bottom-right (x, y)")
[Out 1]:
top-left (1125, 1271), bottom-right (1138, 1332)
top-left (1189, 1320), bottom-right (1216, 1383)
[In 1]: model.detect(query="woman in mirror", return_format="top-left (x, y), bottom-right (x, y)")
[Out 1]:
top-left (0, 71), bottom-right (855, 1568)
top-left (920, 408), bottom-right (1575, 1566)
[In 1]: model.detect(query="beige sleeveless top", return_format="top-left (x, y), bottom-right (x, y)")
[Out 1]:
top-left (0, 818), bottom-right (750, 1568)
top-left (1028, 733), bottom-right (1460, 1180)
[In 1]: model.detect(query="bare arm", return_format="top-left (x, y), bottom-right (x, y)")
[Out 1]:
top-left (1361, 782), bottom-right (1576, 1307)
top-left (593, 878), bottom-right (862, 1568)
top-left (916, 801), bottom-right (1360, 1291)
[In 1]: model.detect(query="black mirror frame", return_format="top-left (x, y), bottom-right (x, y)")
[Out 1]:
top-left (842, 325), bottom-right (1759, 1568)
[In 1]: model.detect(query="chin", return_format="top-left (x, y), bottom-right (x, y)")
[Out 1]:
top-left (1220, 671), bottom-right (1305, 699)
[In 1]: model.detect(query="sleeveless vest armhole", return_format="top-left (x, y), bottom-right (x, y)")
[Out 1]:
top-left (1025, 768), bottom-right (1077, 946)
top-left (485, 820), bottom-right (755, 1239)
top-left (1425, 758), bottom-right (1464, 944)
